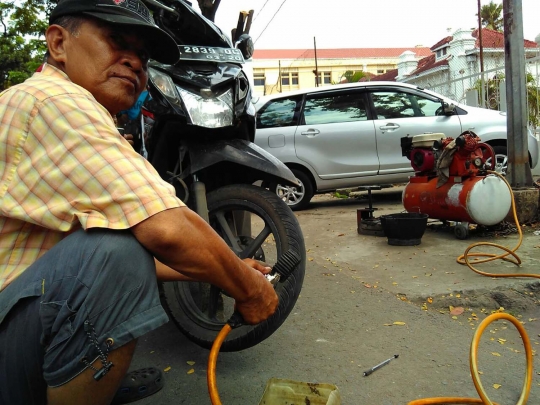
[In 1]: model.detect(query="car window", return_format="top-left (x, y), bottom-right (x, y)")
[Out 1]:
top-left (303, 93), bottom-right (368, 125)
top-left (371, 91), bottom-right (443, 119)
top-left (257, 97), bottom-right (301, 128)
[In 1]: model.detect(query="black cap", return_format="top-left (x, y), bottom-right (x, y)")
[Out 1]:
top-left (50, 0), bottom-right (180, 64)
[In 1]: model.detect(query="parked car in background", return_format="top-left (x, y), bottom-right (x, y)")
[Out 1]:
top-left (253, 81), bottom-right (539, 210)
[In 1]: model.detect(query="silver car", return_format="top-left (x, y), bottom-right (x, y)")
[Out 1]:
top-left (254, 81), bottom-right (539, 210)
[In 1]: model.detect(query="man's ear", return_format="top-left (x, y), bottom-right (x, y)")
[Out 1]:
top-left (45, 25), bottom-right (68, 65)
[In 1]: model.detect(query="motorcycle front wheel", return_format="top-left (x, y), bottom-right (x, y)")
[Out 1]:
top-left (160, 184), bottom-right (306, 351)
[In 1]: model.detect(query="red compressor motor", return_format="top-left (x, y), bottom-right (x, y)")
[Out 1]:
top-left (400, 131), bottom-right (512, 238)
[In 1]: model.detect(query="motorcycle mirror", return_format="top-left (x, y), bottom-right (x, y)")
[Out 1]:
top-left (236, 33), bottom-right (254, 60)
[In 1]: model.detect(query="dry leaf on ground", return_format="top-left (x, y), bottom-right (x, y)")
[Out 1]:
top-left (450, 307), bottom-right (465, 316)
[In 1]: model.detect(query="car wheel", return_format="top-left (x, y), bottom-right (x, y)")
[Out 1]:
top-left (271, 169), bottom-right (314, 211)
top-left (485, 145), bottom-right (508, 175)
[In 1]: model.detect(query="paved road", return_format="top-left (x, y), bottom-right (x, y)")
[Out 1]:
top-left (130, 189), bottom-right (540, 405)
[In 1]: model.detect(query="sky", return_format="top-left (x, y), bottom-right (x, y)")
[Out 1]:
top-left (192, 0), bottom-right (540, 50)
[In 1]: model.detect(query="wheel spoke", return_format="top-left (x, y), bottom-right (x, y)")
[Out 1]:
top-left (206, 285), bottom-right (222, 321)
top-left (277, 183), bottom-right (304, 206)
top-left (215, 211), bottom-right (242, 253)
top-left (239, 224), bottom-right (272, 259)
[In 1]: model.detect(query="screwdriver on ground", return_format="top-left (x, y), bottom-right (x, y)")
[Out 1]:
top-left (363, 354), bottom-right (399, 377)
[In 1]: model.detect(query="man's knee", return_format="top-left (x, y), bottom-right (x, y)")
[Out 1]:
top-left (90, 229), bottom-right (155, 280)
top-left (74, 229), bottom-right (156, 289)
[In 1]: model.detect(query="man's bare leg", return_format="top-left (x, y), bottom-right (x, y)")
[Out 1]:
top-left (47, 340), bottom-right (137, 405)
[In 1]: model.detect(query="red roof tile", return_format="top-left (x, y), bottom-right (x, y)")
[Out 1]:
top-left (411, 55), bottom-right (449, 76)
top-left (430, 36), bottom-right (453, 51)
top-left (371, 28), bottom-right (538, 81)
top-left (472, 28), bottom-right (538, 48)
top-left (253, 47), bottom-right (432, 60)
top-left (367, 69), bottom-right (397, 81)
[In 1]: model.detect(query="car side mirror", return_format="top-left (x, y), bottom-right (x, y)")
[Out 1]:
top-left (236, 34), bottom-right (254, 60)
top-left (442, 102), bottom-right (456, 115)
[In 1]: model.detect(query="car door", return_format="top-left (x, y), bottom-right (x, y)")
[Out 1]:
top-left (294, 89), bottom-right (378, 180)
top-left (255, 95), bottom-right (303, 164)
top-left (368, 87), bottom-right (462, 175)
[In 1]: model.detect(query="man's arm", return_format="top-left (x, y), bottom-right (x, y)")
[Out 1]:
top-left (131, 207), bottom-right (278, 325)
top-left (155, 258), bottom-right (271, 282)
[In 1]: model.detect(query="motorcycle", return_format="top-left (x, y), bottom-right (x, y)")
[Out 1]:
top-left (136, 0), bottom-right (306, 352)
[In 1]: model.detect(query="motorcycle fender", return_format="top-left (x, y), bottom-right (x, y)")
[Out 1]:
top-left (189, 139), bottom-right (300, 187)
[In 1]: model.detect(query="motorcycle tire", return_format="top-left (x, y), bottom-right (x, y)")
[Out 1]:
top-left (160, 184), bottom-right (306, 352)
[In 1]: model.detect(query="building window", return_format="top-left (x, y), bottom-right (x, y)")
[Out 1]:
top-left (254, 73), bottom-right (265, 87)
top-left (281, 72), bottom-right (299, 87)
top-left (436, 47), bottom-right (448, 58)
top-left (318, 71), bottom-right (331, 85)
top-left (377, 69), bottom-right (384, 74)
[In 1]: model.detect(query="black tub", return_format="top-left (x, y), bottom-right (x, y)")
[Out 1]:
top-left (379, 213), bottom-right (429, 246)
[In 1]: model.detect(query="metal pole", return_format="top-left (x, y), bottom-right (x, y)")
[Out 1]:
top-left (314, 37), bottom-right (319, 87)
top-left (279, 60), bottom-right (282, 93)
top-left (477, 0), bottom-right (485, 107)
top-left (503, 0), bottom-right (533, 187)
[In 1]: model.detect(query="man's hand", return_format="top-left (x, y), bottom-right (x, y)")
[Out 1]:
top-left (234, 265), bottom-right (278, 325)
top-left (132, 207), bottom-right (279, 326)
top-left (243, 258), bottom-right (271, 274)
top-left (123, 133), bottom-right (135, 147)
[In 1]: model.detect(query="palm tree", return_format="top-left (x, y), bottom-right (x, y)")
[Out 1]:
top-left (480, 1), bottom-right (504, 32)
top-left (338, 70), bottom-right (367, 84)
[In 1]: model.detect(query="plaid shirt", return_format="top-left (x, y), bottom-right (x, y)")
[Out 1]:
top-left (0, 64), bottom-right (184, 291)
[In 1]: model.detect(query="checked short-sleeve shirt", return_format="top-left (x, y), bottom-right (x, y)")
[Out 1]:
top-left (0, 64), bottom-right (184, 291)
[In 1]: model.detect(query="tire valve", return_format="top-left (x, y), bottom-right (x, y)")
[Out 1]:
top-left (363, 354), bottom-right (399, 377)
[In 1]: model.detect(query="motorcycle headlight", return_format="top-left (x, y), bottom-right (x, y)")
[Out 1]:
top-left (177, 87), bottom-right (233, 128)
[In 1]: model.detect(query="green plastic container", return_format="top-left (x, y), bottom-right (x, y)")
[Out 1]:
top-left (258, 378), bottom-right (341, 405)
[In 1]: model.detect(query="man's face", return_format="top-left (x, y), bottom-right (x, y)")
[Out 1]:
top-left (47, 18), bottom-right (150, 115)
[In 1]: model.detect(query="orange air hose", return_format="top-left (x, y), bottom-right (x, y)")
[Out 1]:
top-left (456, 171), bottom-right (539, 281)
top-left (408, 313), bottom-right (533, 405)
top-left (207, 323), bottom-right (232, 405)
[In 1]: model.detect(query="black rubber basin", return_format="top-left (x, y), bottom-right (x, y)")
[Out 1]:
top-left (380, 213), bottom-right (429, 246)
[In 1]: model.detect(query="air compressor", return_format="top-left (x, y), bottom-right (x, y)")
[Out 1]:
top-left (400, 131), bottom-right (512, 239)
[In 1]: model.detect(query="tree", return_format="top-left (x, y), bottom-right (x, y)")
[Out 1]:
top-left (471, 72), bottom-right (540, 130)
top-left (480, 1), bottom-right (503, 32)
top-left (0, 0), bottom-right (49, 90)
top-left (338, 70), bottom-right (367, 84)
top-left (197, 0), bottom-right (221, 22)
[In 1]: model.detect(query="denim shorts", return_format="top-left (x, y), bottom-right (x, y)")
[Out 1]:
top-left (0, 228), bottom-right (169, 405)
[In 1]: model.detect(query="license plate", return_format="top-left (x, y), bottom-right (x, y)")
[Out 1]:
top-left (178, 46), bottom-right (245, 63)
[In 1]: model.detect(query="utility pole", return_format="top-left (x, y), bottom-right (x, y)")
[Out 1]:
top-left (279, 60), bottom-right (282, 93)
top-left (477, 0), bottom-right (485, 107)
top-left (314, 37), bottom-right (319, 87)
top-left (503, 0), bottom-right (533, 187)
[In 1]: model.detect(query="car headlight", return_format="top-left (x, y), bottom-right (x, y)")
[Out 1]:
top-left (177, 87), bottom-right (233, 128)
